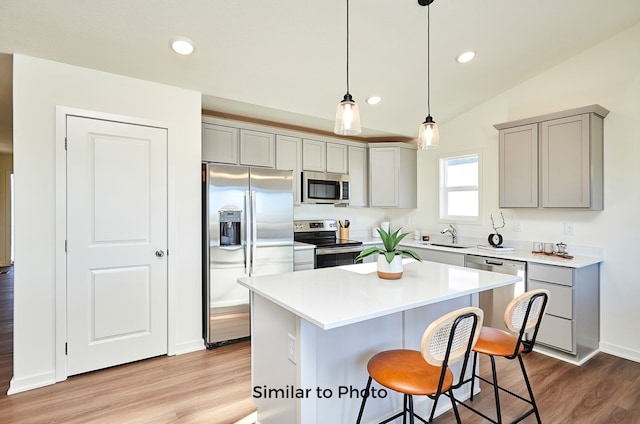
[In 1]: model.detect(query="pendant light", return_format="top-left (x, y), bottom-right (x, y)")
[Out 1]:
top-left (334, 0), bottom-right (362, 135)
top-left (417, 0), bottom-right (440, 149)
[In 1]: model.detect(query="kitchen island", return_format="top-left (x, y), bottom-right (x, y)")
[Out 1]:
top-left (238, 259), bottom-right (521, 424)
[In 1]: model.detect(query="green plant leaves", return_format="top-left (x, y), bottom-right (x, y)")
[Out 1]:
top-left (355, 227), bottom-right (422, 264)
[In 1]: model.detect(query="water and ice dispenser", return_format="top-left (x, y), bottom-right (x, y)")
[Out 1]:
top-left (219, 210), bottom-right (241, 246)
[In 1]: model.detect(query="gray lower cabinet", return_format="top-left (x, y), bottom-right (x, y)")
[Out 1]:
top-left (527, 262), bottom-right (599, 363)
top-left (411, 247), bottom-right (465, 266)
top-left (294, 248), bottom-right (314, 271)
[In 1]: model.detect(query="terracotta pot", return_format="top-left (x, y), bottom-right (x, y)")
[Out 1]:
top-left (377, 254), bottom-right (403, 280)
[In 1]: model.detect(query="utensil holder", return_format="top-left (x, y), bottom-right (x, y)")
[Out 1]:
top-left (339, 227), bottom-right (349, 240)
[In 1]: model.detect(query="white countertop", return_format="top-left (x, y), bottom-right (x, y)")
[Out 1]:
top-left (359, 236), bottom-right (602, 268)
top-left (238, 259), bottom-right (520, 330)
top-left (294, 241), bottom-right (315, 250)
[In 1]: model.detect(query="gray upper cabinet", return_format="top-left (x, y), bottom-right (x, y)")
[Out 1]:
top-left (495, 104), bottom-right (608, 210)
top-left (540, 114), bottom-right (600, 208)
top-left (326, 142), bottom-right (348, 174)
top-left (239, 129), bottom-right (275, 168)
top-left (368, 142), bottom-right (417, 208)
top-left (347, 145), bottom-right (367, 207)
top-left (302, 139), bottom-right (349, 174)
top-left (202, 123), bottom-right (239, 164)
top-left (499, 124), bottom-right (539, 208)
top-left (275, 135), bottom-right (302, 205)
top-left (302, 139), bottom-right (326, 172)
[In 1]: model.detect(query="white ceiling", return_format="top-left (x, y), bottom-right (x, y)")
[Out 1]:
top-left (1, 0), bottom-right (640, 142)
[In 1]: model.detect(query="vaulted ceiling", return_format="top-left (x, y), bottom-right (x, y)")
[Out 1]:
top-left (1, 0), bottom-right (639, 143)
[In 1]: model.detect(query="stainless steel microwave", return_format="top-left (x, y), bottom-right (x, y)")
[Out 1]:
top-left (302, 171), bottom-right (350, 205)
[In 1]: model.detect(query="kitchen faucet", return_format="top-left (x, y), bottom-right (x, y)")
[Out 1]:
top-left (441, 224), bottom-right (457, 244)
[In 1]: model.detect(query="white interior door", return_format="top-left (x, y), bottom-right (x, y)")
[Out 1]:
top-left (66, 115), bottom-right (168, 376)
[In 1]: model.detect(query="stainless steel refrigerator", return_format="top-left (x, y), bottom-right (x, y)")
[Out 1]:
top-left (202, 163), bottom-right (293, 348)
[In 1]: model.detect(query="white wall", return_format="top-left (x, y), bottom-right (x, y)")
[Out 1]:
top-left (10, 55), bottom-right (202, 393)
top-left (405, 23), bottom-right (640, 361)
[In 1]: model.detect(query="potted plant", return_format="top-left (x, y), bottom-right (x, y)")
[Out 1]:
top-left (356, 227), bottom-right (422, 279)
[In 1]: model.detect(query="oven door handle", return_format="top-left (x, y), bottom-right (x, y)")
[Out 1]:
top-left (315, 246), bottom-right (363, 255)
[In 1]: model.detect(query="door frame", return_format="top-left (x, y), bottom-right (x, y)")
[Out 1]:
top-left (54, 106), bottom-right (176, 382)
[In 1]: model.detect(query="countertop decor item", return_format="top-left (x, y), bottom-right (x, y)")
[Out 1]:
top-left (488, 211), bottom-right (506, 247)
top-left (355, 227), bottom-right (422, 279)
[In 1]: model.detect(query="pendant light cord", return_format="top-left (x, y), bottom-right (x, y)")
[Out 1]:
top-left (346, 0), bottom-right (351, 95)
top-left (427, 3), bottom-right (431, 116)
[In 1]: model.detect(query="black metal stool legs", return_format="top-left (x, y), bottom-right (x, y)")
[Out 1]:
top-left (356, 376), bottom-right (373, 424)
top-left (518, 355), bottom-right (542, 424)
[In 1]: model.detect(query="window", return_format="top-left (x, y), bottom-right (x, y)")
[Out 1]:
top-left (439, 153), bottom-right (480, 222)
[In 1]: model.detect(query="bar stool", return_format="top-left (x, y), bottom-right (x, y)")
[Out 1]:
top-left (355, 307), bottom-right (484, 424)
top-left (461, 289), bottom-right (549, 424)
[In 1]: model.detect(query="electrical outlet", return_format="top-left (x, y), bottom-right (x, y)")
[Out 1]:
top-left (514, 221), bottom-right (522, 232)
top-left (565, 223), bottom-right (576, 236)
top-left (287, 333), bottom-right (296, 364)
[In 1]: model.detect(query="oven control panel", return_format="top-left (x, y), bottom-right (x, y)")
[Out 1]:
top-left (294, 219), bottom-right (338, 232)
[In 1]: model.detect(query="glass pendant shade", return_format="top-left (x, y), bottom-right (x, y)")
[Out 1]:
top-left (334, 93), bottom-right (362, 135)
top-left (418, 115), bottom-right (440, 149)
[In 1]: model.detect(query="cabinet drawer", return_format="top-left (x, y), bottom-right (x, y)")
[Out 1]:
top-left (528, 280), bottom-right (572, 319)
top-left (536, 314), bottom-right (574, 353)
top-left (528, 263), bottom-right (573, 286)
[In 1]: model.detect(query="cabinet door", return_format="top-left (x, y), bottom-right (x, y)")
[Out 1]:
top-left (498, 124), bottom-right (538, 208)
top-left (326, 142), bottom-right (348, 174)
top-left (276, 135), bottom-right (302, 205)
top-left (202, 124), bottom-right (238, 164)
top-left (347, 145), bottom-right (367, 207)
top-left (239, 129), bottom-right (275, 168)
top-left (294, 248), bottom-right (315, 271)
top-left (369, 147), bottom-right (399, 207)
top-left (302, 139), bottom-right (326, 171)
top-left (540, 114), bottom-right (590, 208)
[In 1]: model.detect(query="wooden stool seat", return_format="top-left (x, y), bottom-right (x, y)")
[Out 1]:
top-left (367, 349), bottom-right (454, 396)
top-left (472, 327), bottom-right (524, 357)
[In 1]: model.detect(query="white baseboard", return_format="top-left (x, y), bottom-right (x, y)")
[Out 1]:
top-left (7, 371), bottom-right (56, 395)
top-left (599, 342), bottom-right (640, 363)
top-left (235, 411), bottom-right (257, 424)
top-left (174, 338), bottom-right (206, 355)
top-left (532, 345), bottom-right (599, 366)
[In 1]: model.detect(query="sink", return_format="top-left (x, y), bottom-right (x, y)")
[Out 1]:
top-left (421, 242), bottom-right (475, 249)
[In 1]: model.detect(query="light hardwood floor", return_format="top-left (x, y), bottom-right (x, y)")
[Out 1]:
top-left (2, 266), bottom-right (640, 423)
top-left (0, 267), bottom-right (256, 424)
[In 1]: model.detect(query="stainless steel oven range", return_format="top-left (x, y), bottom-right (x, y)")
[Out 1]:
top-left (294, 219), bottom-right (363, 268)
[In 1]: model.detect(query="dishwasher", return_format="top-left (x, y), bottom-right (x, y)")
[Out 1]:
top-left (464, 255), bottom-right (526, 332)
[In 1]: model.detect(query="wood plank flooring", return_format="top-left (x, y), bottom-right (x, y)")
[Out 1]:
top-left (0, 267), bottom-right (256, 424)
top-left (2, 265), bottom-right (640, 423)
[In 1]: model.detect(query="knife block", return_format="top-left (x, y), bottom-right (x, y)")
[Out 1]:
top-left (339, 227), bottom-right (349, 240)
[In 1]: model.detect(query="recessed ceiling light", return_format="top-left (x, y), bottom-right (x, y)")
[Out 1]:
top-left (366, 96), bottom-right (382, 105)
top-left (456, 51), bottom-right (476, 64)
top-left (170, 37), bottom-right (195, 55)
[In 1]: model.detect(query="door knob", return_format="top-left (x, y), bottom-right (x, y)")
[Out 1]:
top-left (155, 250), bottom-right (165, 258)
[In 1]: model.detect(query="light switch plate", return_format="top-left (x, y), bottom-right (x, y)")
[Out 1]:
top-left (287, 333), bottom-right (296, 364)
top-left (565, 223), bottom-right (576, 236)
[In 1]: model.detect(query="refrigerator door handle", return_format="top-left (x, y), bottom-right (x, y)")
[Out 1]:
top-left (245, 190), bottom-right (251, 275)
top-left (251, 190), bottom-right (257, 275)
